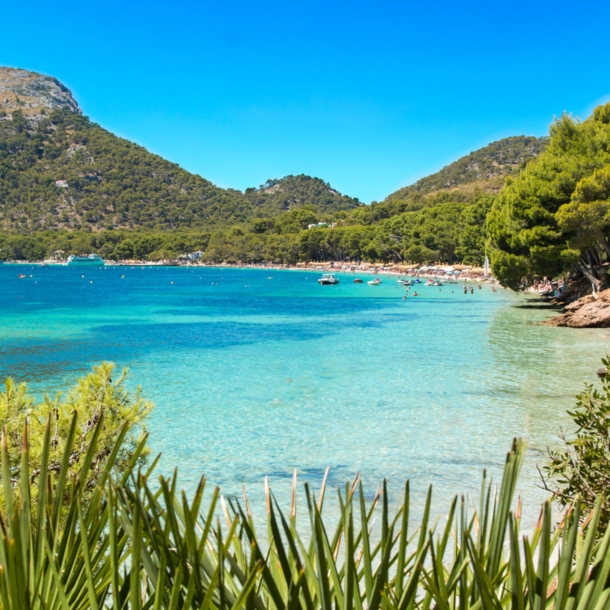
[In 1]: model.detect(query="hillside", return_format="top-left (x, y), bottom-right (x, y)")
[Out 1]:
top-left (0, 67), bottom-right (360, 232)
top-left (386, 135), bottom-right (548, 201)
top-left (245, 175), bottom-right (360, 212)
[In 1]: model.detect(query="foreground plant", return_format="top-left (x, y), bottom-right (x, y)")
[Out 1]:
top-left (545, 356), bottom-right (610, 532)
top-left (2, 408), bottom-right (610, 609)
top-left (0, 362), bottom-right (152, 520)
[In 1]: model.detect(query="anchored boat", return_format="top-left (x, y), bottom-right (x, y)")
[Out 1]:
top-left (318, 273), bottom-right (339, 285)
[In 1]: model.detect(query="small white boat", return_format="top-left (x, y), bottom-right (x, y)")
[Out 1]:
top-left (425, 279), bottom-right (434, 286)
top-left (367, 278), bottom-right (382, 286)
top-left (318, 273), bottom-right (339, 285)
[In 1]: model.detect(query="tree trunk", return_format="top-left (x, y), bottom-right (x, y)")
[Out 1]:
top-left (577, 261), bottom-right (602, 290)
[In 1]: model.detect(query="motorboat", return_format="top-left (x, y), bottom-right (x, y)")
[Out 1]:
top-left (318, 273), bottom-right (339, 285)
top-left (398, 278), bottom-right (414, 286)
top-left (367, 278), bottom-right (382, 286)
top-left (353, 278), bottom-right (363, 283)
top-left (425, 279), bottom-right (435, 286)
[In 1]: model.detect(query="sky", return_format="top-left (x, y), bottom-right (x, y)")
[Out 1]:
top-left (2, 0), bottom-right (610, 203)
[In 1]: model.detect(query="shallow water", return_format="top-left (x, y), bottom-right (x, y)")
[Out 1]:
top-left (0, 264), bottom-right (607, 527)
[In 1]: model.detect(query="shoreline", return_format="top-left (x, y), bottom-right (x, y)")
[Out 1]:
top-left (2, 259), bottom-right (495, 282)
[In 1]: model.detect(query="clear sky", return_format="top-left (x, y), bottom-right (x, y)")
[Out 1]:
top-left (2, 0), bottom-right (610, 202)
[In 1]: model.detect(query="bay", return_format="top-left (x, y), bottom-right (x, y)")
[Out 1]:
top-left (0, 264), bottom-right (607, 527)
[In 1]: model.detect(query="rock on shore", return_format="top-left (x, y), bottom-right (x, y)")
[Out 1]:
top-left (542, 288), bottom-right (610, 327)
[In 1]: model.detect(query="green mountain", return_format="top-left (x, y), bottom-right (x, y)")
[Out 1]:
top-left (244, 175), bottom-right (360, 213)
top-left (386, 135), bottom-right (548, 201)
top-left (0, 67), bottom-right (361, 232)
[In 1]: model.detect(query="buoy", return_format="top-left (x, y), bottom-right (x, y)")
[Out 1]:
top-left (171, 281), bottom-right (174, 285)
top-left (82, 275), bottom-right (84, 278)
top-left (90, 281), bottom-right (93, 284)
top-left (121, 275), bottom-right (125, 278)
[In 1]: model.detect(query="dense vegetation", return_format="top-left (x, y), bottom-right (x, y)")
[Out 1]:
top-left (3, 363), bottom-right (610, 608)
top-left (0, 196), bottom-right (491, 265)
top-left (488, 103), bottom-right (610, 289)
top-left (545, 356), bottom-right (610, 529)
top-left (0, 109), bottom-right (360, 233)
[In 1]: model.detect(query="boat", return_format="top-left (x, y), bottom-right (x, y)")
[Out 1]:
top-left (65, 254), bottom-right (105, 266)
top-left (318, 273), bottom-right (339, 285)
top-left (353, 278), bottom-right (363, 283)
top-left (433, 280), bottom-right (443, 286)
top-left (398, 278), bottom-right (414, 286)
top-left (18, 274), bottom-right (26, 279)
top-left (425, 279), bottom-right (435, 286)
top-left (367, 278), bottom-right (381, 286)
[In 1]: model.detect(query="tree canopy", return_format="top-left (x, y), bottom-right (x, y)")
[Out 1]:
top-left (487, 103), bottom-right (610, 289)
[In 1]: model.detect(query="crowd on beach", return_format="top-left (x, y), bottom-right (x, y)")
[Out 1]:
top-left (528, 277), bottom-right (565, 297)
top-left (166, 260), bottom-right (498, 282)
top-left (4, 257), bottom-right (498, 284)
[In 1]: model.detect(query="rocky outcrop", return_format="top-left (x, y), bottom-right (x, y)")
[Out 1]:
top-left (541, 288), bottom-right (610, 327)
top-left (0, 67), bottom-right (81, 121)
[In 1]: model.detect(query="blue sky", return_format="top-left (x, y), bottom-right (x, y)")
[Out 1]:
top-left (2, 0), bottom-right (610, 202)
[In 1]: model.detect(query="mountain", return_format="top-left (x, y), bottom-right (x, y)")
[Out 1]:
top-left (244, 175), bottom-right (360, 212)
top-left (0, 67), bottom-right (361, 232)
top-left (386, 135), bottom-right (548, 202)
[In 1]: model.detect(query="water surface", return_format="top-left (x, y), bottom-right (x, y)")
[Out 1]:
top-left (0, 264), bottom-right (607, 526)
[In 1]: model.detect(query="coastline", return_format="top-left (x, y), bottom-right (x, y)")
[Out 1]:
top-left (3, 259), bottom-right (495, 282)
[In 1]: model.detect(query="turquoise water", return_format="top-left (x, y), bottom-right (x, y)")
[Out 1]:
top-left (1, 264), bottom-right (608, 526)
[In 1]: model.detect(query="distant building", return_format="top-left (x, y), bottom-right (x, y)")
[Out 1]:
top-left (181, 251), bottom-right (205, 261)
top-left (307, 222), bottom-right (328, 230)
top-left (54, 180), bottom-right (68, 188)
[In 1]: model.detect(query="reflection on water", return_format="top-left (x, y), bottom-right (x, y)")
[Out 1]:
top-left (0, 265), bottom-right (607, 529)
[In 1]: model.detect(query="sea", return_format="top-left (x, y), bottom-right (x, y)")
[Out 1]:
top-left (0, 264), bottom-right (607, 529)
